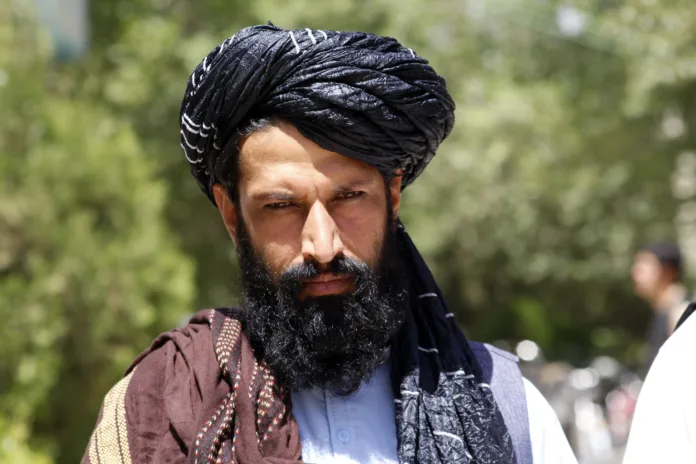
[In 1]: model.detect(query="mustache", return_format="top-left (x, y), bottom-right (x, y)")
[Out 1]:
top-left (279, 256), bottom-right (371, 292)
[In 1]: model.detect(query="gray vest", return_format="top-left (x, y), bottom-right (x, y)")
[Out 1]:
top-left (470, 342), bottom-right (533, 464)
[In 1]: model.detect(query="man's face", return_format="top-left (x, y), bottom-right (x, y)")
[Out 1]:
top-left (223, 121), bottom-right (400, 291)
top-left (212, 122), bottom-right (405, 394)
top-left (631, 252), bottom-right (665, 301)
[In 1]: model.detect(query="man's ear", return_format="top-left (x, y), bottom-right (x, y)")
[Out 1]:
top-left (212, 184), bottom-right (239, 247)
top-left (389, 170), bottom-right (403, 224)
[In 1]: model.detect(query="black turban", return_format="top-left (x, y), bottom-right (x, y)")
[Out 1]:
top-left (179, 24), bottom-right (455, 203)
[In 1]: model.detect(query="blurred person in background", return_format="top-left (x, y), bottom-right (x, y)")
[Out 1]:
top-left (631, 241), bottom-right (690, 374)
top-left (622, 304), bottom-right (696, 463)
top-left (81, 25), bottom-right (576, 464)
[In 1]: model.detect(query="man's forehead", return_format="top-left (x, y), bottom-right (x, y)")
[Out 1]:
top-left (238, 123), bottom-right (382, 187)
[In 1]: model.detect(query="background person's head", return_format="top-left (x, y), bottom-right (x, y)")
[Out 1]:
top-left (631, 241), bottom-right (683, 305)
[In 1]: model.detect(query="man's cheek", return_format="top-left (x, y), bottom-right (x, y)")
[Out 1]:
top-left (255, 245), bottom-right (289, 277)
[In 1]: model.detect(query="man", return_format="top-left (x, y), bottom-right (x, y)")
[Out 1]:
top-left (631, 241), bottom-right (690, 373)
top-left (83, 25), bottom-right (576, 463)
top-left (623, 304), bottom-right (696, 463)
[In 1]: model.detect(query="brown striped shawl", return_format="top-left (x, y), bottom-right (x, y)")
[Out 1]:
top-left (82, 308), bottom-right (301, 464)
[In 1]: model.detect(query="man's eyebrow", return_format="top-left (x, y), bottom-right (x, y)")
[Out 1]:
top-left (334, 178), bottom-right (374, 192)
top-left (250, 191), bottom-right (296, 202)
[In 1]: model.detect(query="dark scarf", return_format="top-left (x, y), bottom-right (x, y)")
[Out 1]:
top-left (192, 225), bottom-right (515, 464)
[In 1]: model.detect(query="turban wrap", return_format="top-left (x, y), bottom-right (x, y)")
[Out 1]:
top-left (178, 25), bottom-right (518, 464)
top-left (179, 24), bottom-right (455, 202)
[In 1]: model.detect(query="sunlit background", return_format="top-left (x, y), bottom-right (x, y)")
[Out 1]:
top-left (2, 0), bottom-right (695, 462)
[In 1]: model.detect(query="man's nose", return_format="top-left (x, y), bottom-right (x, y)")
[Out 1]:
top-left (301, 202), bottom-right (344, 265)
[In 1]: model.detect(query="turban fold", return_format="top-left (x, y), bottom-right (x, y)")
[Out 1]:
top-left (179, 24), bottom-right (455, 202)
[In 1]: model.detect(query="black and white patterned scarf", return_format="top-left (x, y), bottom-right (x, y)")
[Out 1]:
top-left (390, 223), bottom-right (515, 463)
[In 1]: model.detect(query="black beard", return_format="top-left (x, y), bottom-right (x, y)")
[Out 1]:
top-left (236, 217), bottom-right (405, 396)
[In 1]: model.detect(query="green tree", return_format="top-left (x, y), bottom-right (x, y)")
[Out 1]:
top-left (0, 2), bottom-right (194, 461)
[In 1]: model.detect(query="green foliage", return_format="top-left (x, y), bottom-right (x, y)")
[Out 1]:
top-left (0, 1), bottom-right (193, 461)
top-left (2, 0), bottom-right (696, 461)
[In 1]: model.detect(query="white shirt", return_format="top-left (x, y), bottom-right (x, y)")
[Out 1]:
top-left (292, 360), bottom-right (577, 463)
top-left (623, 314), bottom-right (696, 464)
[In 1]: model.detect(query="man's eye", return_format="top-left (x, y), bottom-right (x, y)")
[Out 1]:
top-left (265, 202), bottom-right (294, 209)
top-left (336, 191), bottom-right (364, 201)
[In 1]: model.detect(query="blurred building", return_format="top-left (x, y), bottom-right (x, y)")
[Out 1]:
top-left (32, 0), bottom-right (88, 61)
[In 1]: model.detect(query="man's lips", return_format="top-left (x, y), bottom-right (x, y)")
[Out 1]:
top-left (303, 273), bottom-right (350, 284)
top-left (301, 273), bottom-right (354, 296)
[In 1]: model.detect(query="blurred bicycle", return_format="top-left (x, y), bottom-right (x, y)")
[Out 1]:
top-left (513, 340), bottom-right (641, 464)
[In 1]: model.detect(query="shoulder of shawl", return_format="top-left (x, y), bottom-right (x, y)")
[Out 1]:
top-left (124, 309), bottom-right (217, 376)
top-left (123, 307), bottom-right (247, 377)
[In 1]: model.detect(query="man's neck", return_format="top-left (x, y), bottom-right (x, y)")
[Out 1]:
top-left (652, 283), bottom-right (687, 313)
